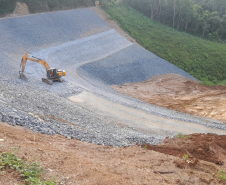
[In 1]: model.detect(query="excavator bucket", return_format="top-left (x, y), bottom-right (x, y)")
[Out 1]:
top-left (19, 71), bottom-right (27, 80)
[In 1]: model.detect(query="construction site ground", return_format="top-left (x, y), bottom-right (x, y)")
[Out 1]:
top-left (1, 4), bottom-right (226, 185)
top-left (1, 122), bottom-right (226, 185)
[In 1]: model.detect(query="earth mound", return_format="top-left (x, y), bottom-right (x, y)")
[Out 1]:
top-left (142, 133), bottom-right (226, 165)
top-left (113, 73), bottom-right (226, 122)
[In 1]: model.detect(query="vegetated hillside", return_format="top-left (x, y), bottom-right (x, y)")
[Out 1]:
top-left (0, 0), bottom-right (95, 16)
top-left (123, 0), bottom-right (226, 43)
top-left (104, 5), bottom-right (226, 85)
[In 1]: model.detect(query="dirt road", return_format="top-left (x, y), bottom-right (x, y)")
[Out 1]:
top-left (69, 92), bottom-right (226, 137)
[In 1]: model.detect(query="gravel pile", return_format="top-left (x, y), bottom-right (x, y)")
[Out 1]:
top-left (0, 8), bottom-right (225, 147)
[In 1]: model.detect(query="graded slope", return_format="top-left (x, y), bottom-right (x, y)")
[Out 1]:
top-left (0, 8), bottom-right (110, 85)
top-left (78, 44), bottom-right (195, 86)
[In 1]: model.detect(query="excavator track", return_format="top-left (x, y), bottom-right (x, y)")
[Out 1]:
top-left (42, 78), bottom-right (53, 85)
top-left (58, 78), bottom-right (64, 83)
top-left (51, 78), bottom-right (64, 83)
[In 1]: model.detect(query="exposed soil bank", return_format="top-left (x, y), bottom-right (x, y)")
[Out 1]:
top-left (1, 122), bottom-right (226, 185)
top-left (112, 73), bottom-right (226, 122)
top-left (142, 133), bottom-right (226, 165)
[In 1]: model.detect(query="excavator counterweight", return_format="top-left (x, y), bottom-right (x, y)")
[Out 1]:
top-left (19, 54), bottom-right (66, 85)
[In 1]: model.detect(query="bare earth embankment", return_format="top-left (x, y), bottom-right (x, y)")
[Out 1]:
top-left (113, 73), bottom-right (226, 122)
top-left (1, 122), bottom-right (226, 185)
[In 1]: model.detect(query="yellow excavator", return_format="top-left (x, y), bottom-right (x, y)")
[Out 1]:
top-left (19, 54), bottom-right (66, 85)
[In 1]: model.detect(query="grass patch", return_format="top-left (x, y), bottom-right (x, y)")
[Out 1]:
top-left (184, 154), bottom-right (189, 160)
top-left (217, 79), bottom-right (226, 86)
top-left (143, 145), bottom-right (147, 150)
top-left (174, 133), bottom-right (191, 139)
top-left (0, 152), bottom-right (56, 185)
top-left (218, 170), bottom-right (226, 182)
top-left (104, 5), bottom-right (226, 85)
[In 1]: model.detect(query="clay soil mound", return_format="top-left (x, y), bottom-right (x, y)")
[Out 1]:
top-left (112, 73), bottom-right (226, 122)
top-left (142, 133), bottom-right (226, 165)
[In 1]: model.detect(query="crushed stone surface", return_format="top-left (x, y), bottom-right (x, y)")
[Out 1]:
top-left (0, 80), bottom-right (162, 146)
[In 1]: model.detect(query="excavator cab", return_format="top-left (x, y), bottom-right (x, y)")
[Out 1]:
top-left (47, 68), bottom-right (57, 78)
top-left (43, 68), bottom-right (66, 85)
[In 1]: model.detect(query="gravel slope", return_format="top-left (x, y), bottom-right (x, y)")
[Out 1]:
top-left (0, 80), bottom-right (162, 146)
top-left (0, 8), bottom-right (225, 147)
top-left (79, 45), bottom-right (196, 86)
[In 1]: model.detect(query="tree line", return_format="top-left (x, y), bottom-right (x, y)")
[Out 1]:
top-left (0, 0), bottom-right (95, 16)
top-left (120, 0), bottom-right (226, 42)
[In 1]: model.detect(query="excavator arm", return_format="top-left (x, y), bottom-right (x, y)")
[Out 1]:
top-left (20, 54), bottom-right (50, 73)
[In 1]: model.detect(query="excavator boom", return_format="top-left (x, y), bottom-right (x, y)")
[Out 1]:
top-left (21, 54), bottom-right (50, 72)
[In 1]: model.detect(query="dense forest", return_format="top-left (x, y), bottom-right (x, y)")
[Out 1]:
top-left (119, 0), bottom-right (226, 42)
top-left (0, 0), bottom-right (95, 16)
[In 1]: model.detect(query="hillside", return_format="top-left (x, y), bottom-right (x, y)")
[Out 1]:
top-left (104, 5), bottom-right (226, 85)
top-left (124, 0), bottom-right (226, 42)
top-left (3, 1), bottom-right (226, 85)
top-left (1, 5), bottom-right (226, 185)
